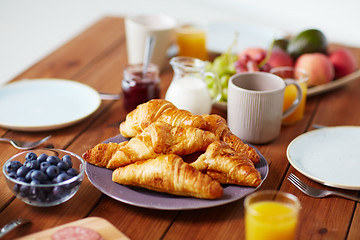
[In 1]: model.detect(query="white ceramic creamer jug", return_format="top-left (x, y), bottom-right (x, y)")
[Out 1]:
top-left (165, 57), bottom-right (221, 115)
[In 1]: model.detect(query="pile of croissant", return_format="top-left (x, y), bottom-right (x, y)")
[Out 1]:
top-left (83, 99), bottom-right (262, 199)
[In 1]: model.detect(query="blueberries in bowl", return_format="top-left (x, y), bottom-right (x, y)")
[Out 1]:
top-left (3, 149), bottom-right (85, 207)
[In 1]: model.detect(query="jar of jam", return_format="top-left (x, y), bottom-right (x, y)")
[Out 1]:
top-left (122, 63), bottom-right (160, 111)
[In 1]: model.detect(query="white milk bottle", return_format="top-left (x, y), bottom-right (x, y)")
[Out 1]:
top-left (165, 57), bottom-right (221, 115)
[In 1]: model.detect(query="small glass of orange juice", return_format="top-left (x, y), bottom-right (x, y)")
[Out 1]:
top-left (175, 25), bottom-right (208, 60)
top-left (244, 190), bottom-right (301, 240)
top-left (270, 67), bottom-right (309, 125)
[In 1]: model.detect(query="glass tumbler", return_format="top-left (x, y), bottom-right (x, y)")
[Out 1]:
top-left (244, 190), bottom-right (301, 240)
top-left (270, 67), bottom-right (309, 125)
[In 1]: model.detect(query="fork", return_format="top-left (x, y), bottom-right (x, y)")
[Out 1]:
top-left (0, 135), bottom-right (51, 150)
top-left (288, 173), bottom-right (360, 202)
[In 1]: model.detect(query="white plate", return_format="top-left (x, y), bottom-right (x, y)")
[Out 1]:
top-left (207, 22), bottom-right (286, 54)
top-left (0, 79), bottom-right (101, 131)
top-left (287, 126), bottom-right (360, 190)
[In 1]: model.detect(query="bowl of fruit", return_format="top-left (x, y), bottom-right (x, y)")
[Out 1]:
top-left (206, 28), bottom-right (359, 111)
top-left (3, 149), bottom-right (85, 207)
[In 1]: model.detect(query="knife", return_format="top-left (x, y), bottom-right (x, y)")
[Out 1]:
top-left (0, 219), bottom-right (30, 238)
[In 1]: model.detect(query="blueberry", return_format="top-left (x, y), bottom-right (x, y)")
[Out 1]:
top-left (35, 189), bottom-right (47, 202)
top-left (57, 161), bottom-right (69, 171)
top-left (53, 186), bottom-right (70, 198)
top-left (46, 165), bottom-right (60, 179)
top-left (62, 155), bottom-right (73, 168)
top-left (16, 177), bottom-right (26, 182)
top-left (16, 166), bottom-right (29, 178)
top-left (28, 187), bottom-right (37, 200)
top-left (67, 168), bottom-right (78, 177)
top-left (40, 161), bottom-right (50, 172)
top-left (24, 161), bottom-right (30, 168)
top-left (31, 170), bottom-right (48, 182)
top-left (24, 160), bottom-right (40, 170)
top-left (13, 183), bottom-right (21, 193)
top-left (25, 169), bottom-right (35, 182)
top-left (8, 171), bottom-right (17, 179)
top-left (56, 172), bottom-right (71, 183)
top-left (42, 180), bottom-right (52, 185)
top-left (19, 185), bottom-right (31, 197)
top-left (25, 152), bottom-right (37, 161)
top-left (30, 179), bottom-right (41, 185)
top-left (47, 156), bottom-right (60, 165)
top-left (5, 161), bottom-right (22, 173)
top-left (37, 153), bottom-right (48, 163)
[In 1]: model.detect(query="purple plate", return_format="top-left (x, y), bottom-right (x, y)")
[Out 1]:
top-left (85, 135), bottom-right (269, 210)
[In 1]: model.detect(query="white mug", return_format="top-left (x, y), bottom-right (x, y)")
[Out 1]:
top-left (125, 14), bottom-right (177, 71)
top-left (227, 72), bottom-right (302, 144)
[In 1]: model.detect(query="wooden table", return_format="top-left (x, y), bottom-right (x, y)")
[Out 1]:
top-left (1, 17), bottom-right (360, 240)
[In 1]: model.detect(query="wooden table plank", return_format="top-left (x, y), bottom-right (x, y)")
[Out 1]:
top-left (0, 17), bottom-right (128, 239)
top-left (0, 17), bottom-right (124, 212)
top-left (162, 45), bottom-right (360, 240)
top-left (282, 48), bottom-right (360, 239)
top-left (90, 197), bottom-right (177, 240)
top-left (282, 172), bottom-right (357, 239)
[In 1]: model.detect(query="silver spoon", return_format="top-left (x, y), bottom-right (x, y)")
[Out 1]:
top-left (0, 135), bottom-right (51, 150)
top-left (142, 35), bottom-right (156, 76)
top-left (313, 124), bottom-right (327, 129)
top-left (99, 92), bottom-right (121, 100)
top-left (0, 218), bottom-right (31, 238)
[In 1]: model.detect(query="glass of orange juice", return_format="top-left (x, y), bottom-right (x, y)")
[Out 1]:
top-left (244, 190), bottom-right (301, 240)
top-left (270, 67), bottom-right (309, 125)
top-left (175, 25), bottom-right (208, 60)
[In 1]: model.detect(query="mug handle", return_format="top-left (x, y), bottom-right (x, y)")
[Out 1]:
top-left (205, 72), bottom-right (222, 102)
top-left (282, 79), bottom-right (303, 118)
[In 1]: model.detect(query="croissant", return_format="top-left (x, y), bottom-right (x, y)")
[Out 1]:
top-left (120, 99), bottom-right (206, 138)
top-left (190, 141), bottom-right (262, 187)
top-left (202, 114), bottom-right (260, 164)
top-left (112, 154), bottom-right (224, 199)
top-left (83, 121), bottom-right (217, 169)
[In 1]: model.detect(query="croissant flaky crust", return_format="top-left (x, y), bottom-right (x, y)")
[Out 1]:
top-left (112, 154), bottom-right (224, 199)
top-left (202, 114), bottom-right (260, 164)
top-left (120, 99), bottom-right (206, 138)
top-left (119, 99), bottom-right (260, 164)
top-left (82, 142), bottom-right (127, 168)
top-left (84, 99), bottom-right (264, 199)
top-left (190, 141), bottom-right (262, 187)
top-left (83, 121), bottom-right (216, 169)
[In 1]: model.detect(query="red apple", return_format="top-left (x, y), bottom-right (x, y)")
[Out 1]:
top-left (267, 48), bottom-right (294, 68)
top-left (295, 53), bottom-right (334, 87)
top-left (329, 47), bottom-right (357, 78)
top-left (238, 48), bottom-right (267, 64)
top-left (235, 54), bottom-right (259, 72)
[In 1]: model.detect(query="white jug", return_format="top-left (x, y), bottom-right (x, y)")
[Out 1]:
top-left (165, 57), bottom-right (221, 115)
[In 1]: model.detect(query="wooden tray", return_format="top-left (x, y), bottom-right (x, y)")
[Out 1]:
top-left (307, 69), bottom-right (360, 96)
top-left (17, 217), bottom-right (130, 240)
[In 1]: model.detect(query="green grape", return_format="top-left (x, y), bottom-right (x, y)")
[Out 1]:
top-left (220, 88), bottom-right (228, 102)
top-left (220, 74), bottom-right (230, 88)
top-left (205, 61), bottom-right (213, 72)
top-left (205, 35), bottom-right (238, 102)
top-left (205, 75), bottom-right (214, 85)
top-left (207, 54), bottom-right (236, 102)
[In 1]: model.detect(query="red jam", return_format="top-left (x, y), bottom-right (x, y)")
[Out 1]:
top-left (122, 63), bottom-right (160, 111)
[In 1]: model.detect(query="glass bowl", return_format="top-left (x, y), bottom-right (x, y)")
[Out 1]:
top-left (3, 149), bottom-right (85, 207)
